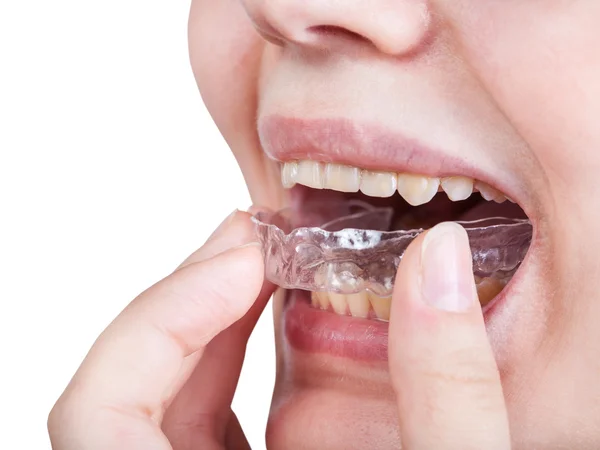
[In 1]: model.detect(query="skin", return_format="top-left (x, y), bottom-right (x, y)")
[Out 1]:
top-left (49, 1), bottom-right (600, 449)
top-left (49, 214), bottom-right (509, 449)
top-left (189, 0), bottom-right (600, 447)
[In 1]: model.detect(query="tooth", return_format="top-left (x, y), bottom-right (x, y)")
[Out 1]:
top-left (295, 160), bottom-right (325, 189)
top-left (476, 277), bottom-right (506, 307)
top-left (324, 163), bottom-right (360, 192)
top-left (328, 293), bottom-right (348, 315)
top-left (311, 291), bottom-right (319, 308)
top-left (359, 170), bottom-right (397, 198)
top-left (397, 174), bottom-right (440, 206)
top-left (368, 293), bottom-right (391, 321)
top-left (346, 292), bottom-right (370, 318)
top-left (312, 291), bottom-right (328, 310)
top-left (311, 291), bottom-right (330, 310)
top-left (476, 181), bottom-right (507, 203)
top-left (475, 181), bottom-right (503, 202)
top-left (281, 161), bottom-right (298, 188)
top-left (441, 176), bottom-right (474, 201)
top-left (313, 264), bottom-right (329, 290)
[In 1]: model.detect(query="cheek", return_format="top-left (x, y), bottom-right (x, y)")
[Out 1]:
top-left (189, 0), bottom-right (263, 138)
top-left (444, 2), bottom-right (600, 396)
top-left (189, 0), bottom-right (283, 204)
top-left (443, 1), bottom-right (600, 193)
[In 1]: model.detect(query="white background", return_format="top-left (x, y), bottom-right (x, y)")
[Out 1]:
top-left (0, 1), bottom-right (275, 448)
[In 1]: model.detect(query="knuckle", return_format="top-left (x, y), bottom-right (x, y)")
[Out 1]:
top-left (425, 345), bottom-right (498, 386)
top-left (48, 394), bottom-right (81, 444)
top-left (154, 273), bottom-right (240, 350)
top-left (47, 403), bottom-right (63, 436)
top-left (163, 410), bottom-right (231, 443)
top-left (414, 345), bottom-right (506, 417)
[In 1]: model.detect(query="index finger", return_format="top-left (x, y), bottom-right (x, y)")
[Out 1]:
top-left (50, 212), bottom-right (272, 449)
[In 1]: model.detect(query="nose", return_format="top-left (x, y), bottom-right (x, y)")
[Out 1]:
top-left (241, 0), bottom-right (431, 56)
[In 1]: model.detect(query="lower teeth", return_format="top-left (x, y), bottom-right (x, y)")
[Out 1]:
top-left (252, 200), bottom-right (531, 303)
top-left (311, 291), bottom-right (391, 320)
top-left (474, 275), bottom-right (507, 307)
top-left (310, 276), bottom-right (505, 321)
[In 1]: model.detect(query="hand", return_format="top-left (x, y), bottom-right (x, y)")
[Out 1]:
top-left (49, 210), bottom-right (275, 450)
top-left (389, 222), bottom-right (511, 449)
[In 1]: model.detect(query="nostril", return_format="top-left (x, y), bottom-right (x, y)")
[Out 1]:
top-left (245, 0), bottom-right (431, 56)
top-left (308, 25), bottom-right (372, 47)
top-left (307, 14), bottom-right (429, 56)
top-left (306, 25), bottom-right (376, 51)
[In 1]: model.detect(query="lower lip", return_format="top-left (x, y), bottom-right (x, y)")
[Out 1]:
top-left (283, 246), bottom-right (536, 362)
top-left (284, 290), bottom-right (389, 361)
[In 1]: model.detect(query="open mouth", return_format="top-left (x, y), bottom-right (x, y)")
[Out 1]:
top-left (256, 116), bottom-right (534, 359)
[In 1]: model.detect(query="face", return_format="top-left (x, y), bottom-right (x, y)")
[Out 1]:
top-left (189, 1), bottom-right (600, 448)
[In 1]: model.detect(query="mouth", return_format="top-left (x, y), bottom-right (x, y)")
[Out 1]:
top-left (258, 115), bottom-right (535, 361)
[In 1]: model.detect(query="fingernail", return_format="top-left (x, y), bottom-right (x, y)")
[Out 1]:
top-left (207, 209), bottom-right (240, 241)
top-left (247, 205), bottom-right (262, 216)
top-left (420, 222), bottom-right (475, 312)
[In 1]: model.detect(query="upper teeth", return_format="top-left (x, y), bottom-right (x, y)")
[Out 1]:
top-left (397, 173), bottom-right (440, 205)
top-left (281, 160), bottom-right (509, 206)
top-left (440, 176), bottom-right (473, 201)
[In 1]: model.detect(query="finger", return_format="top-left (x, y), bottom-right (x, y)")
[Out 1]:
top-left (176, 206), bottom-right (272, 271)
top-left (177, 208), bottom-right (259, 269)
top-left (50, 217), bottom-right (266, 450)
top-left (388, 222), bottom-right (511, 450)
top-left (165, 408), bottom-right (252, 450)
top-left (162, 207), bottom-right (275, 448)
top-left (162, 278), bottom-right (274, 448)
top-left (225, 412), bottom-right (252, 450)
top-left (165, 209), bottom-right (266, 399)
top-left (163, 207), bottom-right (275, 448)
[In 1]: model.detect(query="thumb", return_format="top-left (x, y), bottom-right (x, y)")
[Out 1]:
top-left (388, 222), bottom-right (511, 450)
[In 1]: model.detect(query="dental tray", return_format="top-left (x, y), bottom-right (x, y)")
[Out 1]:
top-left (251, 201), bottom-right (532, 297)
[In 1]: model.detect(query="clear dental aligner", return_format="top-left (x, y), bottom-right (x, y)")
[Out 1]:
top-left (252, 201), bottom-right (533, 297)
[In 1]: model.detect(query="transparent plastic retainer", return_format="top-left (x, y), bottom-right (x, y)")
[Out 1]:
top-left (251, 200), bottom-right (532, 297)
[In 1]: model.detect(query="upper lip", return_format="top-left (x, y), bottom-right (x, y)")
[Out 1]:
top-left (259, 116), bottom-right (541, 357)
top-left (258, 115), bottom-right (523, 203)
